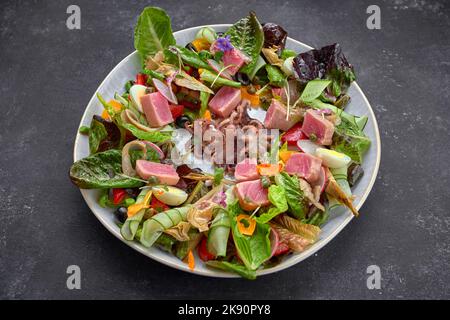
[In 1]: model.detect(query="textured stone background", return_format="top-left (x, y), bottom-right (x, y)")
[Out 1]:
top-left (0, 0), bottom-right (449, 299)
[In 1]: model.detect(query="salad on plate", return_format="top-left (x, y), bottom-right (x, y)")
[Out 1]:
top-left (70, 7), bottom-right (371, 279)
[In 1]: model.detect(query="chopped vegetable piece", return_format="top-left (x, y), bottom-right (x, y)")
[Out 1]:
top-left (187, 250), bottom-right (195, 270)
top-left (257, 163), bottom-right (282, 176)
top-left (237, 214), bottom-right (257, 236)
top-left (112, 188), bottom-right (128, 205)
top-left (192, 38), bottom-right (211, 51)
top-left (198, 237), bottom-right (216, 262)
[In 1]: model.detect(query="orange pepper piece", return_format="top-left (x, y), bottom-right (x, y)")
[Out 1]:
top-left (237, 214), bottom-right (256, 236)
top-left (101, 99), bottom-right (123, 120)
top-left (108, 99), bottom-right (123, 112)
top-left (127, 203), bottom-right (150, 217)
top-left (257, 163), bottom-right (282, 176)
top-left (101, 109), bottom-right (111, 120)
top-left (192, 38), bottom-right (211, 52)
top-left (203, 110), bottom-right (212, 120)
top-left (187, 250), bottom-right (195, 271)
top-left (279, 150), bottom-right (298, 163)
top-left (240, 86), bottom-right (260, 107)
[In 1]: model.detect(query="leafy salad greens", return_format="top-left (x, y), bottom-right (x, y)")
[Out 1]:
top-left (70, 7), bottom-right (371, 279)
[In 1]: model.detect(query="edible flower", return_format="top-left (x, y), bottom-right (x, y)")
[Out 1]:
top-left (215, 35), bottom-right (233, 52)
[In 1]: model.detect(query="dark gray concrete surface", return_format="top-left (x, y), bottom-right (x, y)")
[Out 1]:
top-left (0, 0), bottom-right (449, 299)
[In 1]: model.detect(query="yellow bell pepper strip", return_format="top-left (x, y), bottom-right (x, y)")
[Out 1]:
top-left (240, 86), bottom-right (260, 107)
top-left (127, 191), bottom-right (152, 217)
top-left (127, 203), bottom-right (150, 218)
top-left (257, 163), bottom-right (282, 176)
top-left (279, 150), bottom-right (298, 163)
top-left (187, 249), bottom-right (195, 271)
top-left (192, 38), bottom-right (211, 52)
top-left (237, 214), bottom-right (256, 236)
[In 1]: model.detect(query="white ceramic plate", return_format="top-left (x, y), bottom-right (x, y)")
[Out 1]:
top-left (73, 25), bottom-right (381, 278)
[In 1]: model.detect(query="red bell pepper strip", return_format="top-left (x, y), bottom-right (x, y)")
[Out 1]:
top-left (198, 237), bottom-right (216, 262)
top-left (169, 104), bottom-right (185, 119)
top-left (281, 123), bottom-right (306, 146)
top-left (150, 197), bottom-right (170, 213)
top-left (136, 73), bottom-right (147, 86)
top-left (112, 188), bottom-right (128, 205)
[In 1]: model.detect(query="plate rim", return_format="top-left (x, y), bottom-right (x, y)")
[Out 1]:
top-left (73, 24), bottom-right (381, 278)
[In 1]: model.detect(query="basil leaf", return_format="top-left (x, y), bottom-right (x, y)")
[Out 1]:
top-left (255, 185), bottom-right (288, 224)
top-left (225, 12), bottom-right (264, 76)
top-left (70, 150), bottom-right (144, 189)
top-left (228, 201), bottom-right (271, 270)
top-left (134, 7), bottom-right (176, 60)
top-left (300, 79), bottom-right (332, 103)
top-left (274, 172), bottom-right (308, 219)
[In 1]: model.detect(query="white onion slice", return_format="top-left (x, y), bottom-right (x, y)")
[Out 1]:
top-left (297, 139), bottom-right (321, 155)
top-left (152, 78), bottom-right (178, 104)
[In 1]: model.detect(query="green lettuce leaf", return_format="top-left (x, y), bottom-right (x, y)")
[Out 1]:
top-left (332, 117), bottom-right (371, 164)
top-left (88, 115), bottom-right (121, 154)
top-left (206, 261), bottom-right (256, 280)
top-left (225, 12), bottom-right (264, 76)
top-left (69, 150), bottom-right (144, 189)
top-left (228, 201), bottom-right (271, 271)
top-left (134, 7), bottom-right (176, 60)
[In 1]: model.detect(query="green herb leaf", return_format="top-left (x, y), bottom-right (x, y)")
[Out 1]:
top-left (255, 185), bottom-right (288, 224)
top-left (281, 49), bottom-right (297, 59)
top-left (134, 7), bottom-right (176, 61)
top-left (300, 79), bottom-right (332, 103)
top-left (274, 172), bottom-right (308, 219)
